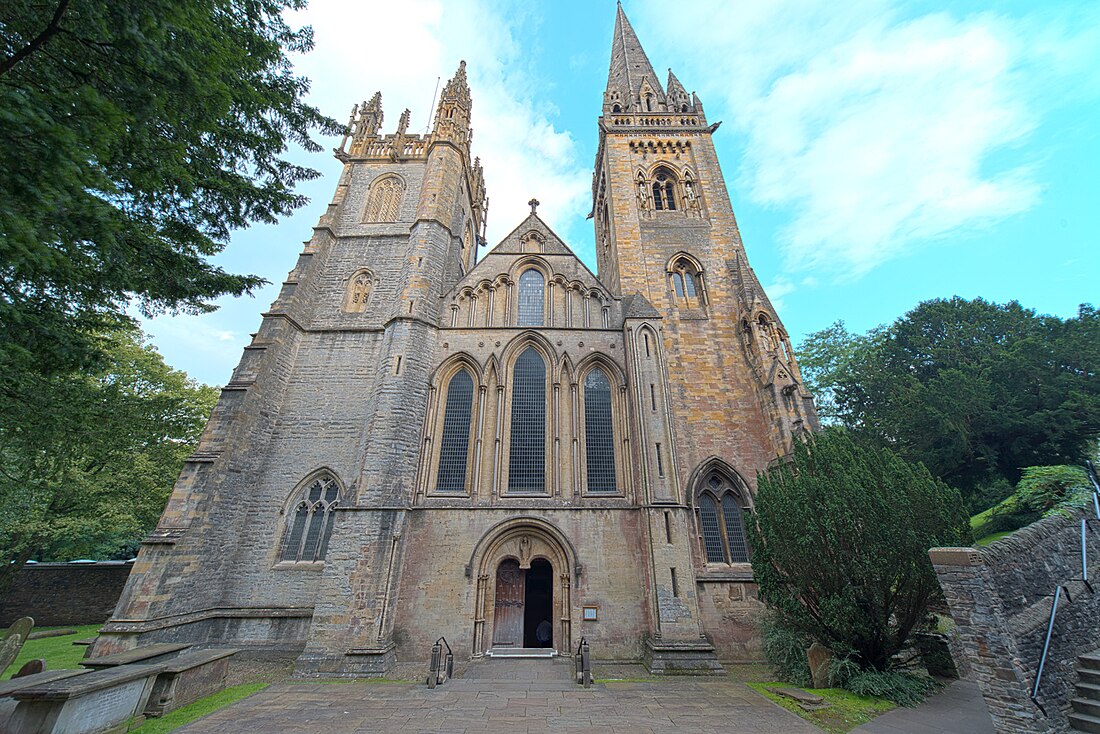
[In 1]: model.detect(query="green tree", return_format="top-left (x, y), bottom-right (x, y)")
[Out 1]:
top-left (0, 326), bottom-right (217, 588)
top-left (797, 299), bottom-right (1100, 505)
top-left (749, 428), bottom-right (969, 672)
top-left (1, 0), bottom-right (340, 376)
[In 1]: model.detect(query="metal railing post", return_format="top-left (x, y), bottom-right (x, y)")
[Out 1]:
top-left (428, 641), bottom-right (441, 688)
top-left (581, 638), bottom-right (591, 688)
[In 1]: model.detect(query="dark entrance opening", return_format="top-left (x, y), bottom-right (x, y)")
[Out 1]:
top-left (523, 558), bottom-right (554, 648)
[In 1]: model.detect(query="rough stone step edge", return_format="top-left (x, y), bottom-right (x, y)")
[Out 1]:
top-left (1069, 711), bottom-right (1100, 734)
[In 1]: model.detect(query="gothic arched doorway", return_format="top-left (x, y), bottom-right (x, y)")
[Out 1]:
top-left (470, 519), bottom-right (576, 655)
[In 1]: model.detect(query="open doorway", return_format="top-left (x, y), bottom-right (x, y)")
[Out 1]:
top-left (523, 558), bottom-right (554, 648)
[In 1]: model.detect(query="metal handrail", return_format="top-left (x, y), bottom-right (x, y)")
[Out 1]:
top-left (574, 637), bottom-right (591, 687)
top-left (1030, 461), bottom-right (1100, 714)
top-left (427, 636), bottom-right (454, 688)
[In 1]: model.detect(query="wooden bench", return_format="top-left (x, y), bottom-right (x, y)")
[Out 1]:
top-left (143, 648), bottom-right (238, 718)
top-left (79, 643), bottom-right (191, 671)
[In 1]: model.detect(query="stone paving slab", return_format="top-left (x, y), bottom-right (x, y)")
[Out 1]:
top-left (178, 672), bottom-right (821, 733)
top-left (851, 680), bottom-right (995, 734)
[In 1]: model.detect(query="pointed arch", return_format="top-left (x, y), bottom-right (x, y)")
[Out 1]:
top-left (343, 268), bottom-right (376, 313)
top-left (666, 252), bottom-right (706, 308)
top-left (278, 469), bottom-right (345, 564)
top-left (650, 165), bottom-right (678, 211)
top-left (507, 346), bottom-right (548, 493)
top-left (688, 458), bottom-right (752, 564)
top-left (436, 368), bottom-right (475, 493)
top-left (364, 173), bottom-right (405, 222)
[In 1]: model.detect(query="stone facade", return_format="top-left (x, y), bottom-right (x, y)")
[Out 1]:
top-left (931, 510), bottom-right (1100, 733)
top-left (91, 7), bottom-right (817, 675)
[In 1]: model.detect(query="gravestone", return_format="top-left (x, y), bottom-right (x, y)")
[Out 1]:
top-left (0, 616), bottom-right (34, 676)
top-left (807, 642), bottom-right (832, 689)
top-left (14, 659), bottom-right (45, 678)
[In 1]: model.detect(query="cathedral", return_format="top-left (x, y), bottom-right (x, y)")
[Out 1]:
top-left (92, 6), bottom-right (817, 675)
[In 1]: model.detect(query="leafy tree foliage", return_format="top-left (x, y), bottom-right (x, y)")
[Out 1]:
top-left (797, 299), bottom-right (1100, 505)
top-left (0, 326), bottom-right (217, 589)
top-left (1015, 465), bottom-right (1092, 514)
top-left (1, 0), bottom-right (340, 375)
top-left (749, 428), bottom-right (969, 672)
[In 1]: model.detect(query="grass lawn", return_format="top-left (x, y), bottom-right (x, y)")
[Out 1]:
top-left (130, 683), bottom-right (268, 733)
top-left (975, 530), bottom-right (1014, 546)
top-left (2, 624), bottom-right (104, 679)
top-left (748, 682), bottom-right (895, 734)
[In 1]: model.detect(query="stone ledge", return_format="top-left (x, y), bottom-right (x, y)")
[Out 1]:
top-left (929, 547), bottom-right (984, 566)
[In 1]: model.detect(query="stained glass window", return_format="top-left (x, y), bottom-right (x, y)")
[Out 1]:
top-left (584, 370), bottom-right (616, 493)
top-left (281, 475), bottom-right (340, 562)
top-left (508, 348), bottom-right (546, 492)
top-left (517, 269), bottom-right (544, 326)
top-left (436, 370), bottom-right (474, 492)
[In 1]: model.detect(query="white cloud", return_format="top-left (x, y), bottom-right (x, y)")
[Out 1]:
top-left (636, 1), bottom-right (1087, 278)
top-left (286, 0), bottom-right (589, 246)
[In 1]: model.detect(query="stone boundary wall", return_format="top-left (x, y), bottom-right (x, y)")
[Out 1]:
top-left (931, 510), bottom-right (1100, 734)
top-left (0, 562), bottom-right (132, 627)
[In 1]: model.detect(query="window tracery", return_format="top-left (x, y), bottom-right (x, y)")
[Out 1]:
top-left (652, 167), bottom-right (677, 211)
top-left (344, 269), bottom-right (374, 313)
top-left (668, 257), bottom-right (704, 308)
top-left (281, 474), bottom-right (340, 563)
top-left (698, 473), bottom-right (749, 564)
top-left (364, 175), bottom-right (404, 222)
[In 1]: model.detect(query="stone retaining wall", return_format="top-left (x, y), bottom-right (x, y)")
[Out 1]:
top-left (931, 510), bottom-right (1100, 734)
top-left (0, 562), bottom-right (132, 626)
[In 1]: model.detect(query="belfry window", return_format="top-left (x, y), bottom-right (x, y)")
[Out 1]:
top-left (652, 169), bottom-right (677, 211)
top-left (584, 369), bottom-right (616, 493)
top-left (281, 474), bottom-right (340, 562)
top-left (436, 369), bottom-right (474, 493)
top-left (698, 473), bottom-right (750, 563)
top-left (508, 348), bottom-right (546, 492)
top-left (364, 175), bottom-right (404, 222)
top-left (517, 269), bottom-right (545, 326)
top-left (668, 257), bottom-right (704, 308)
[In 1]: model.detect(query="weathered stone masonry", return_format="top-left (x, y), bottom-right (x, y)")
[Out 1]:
top-left (91, 7), bottom-right (818, 676)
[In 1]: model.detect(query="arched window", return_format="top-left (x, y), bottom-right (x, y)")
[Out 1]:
top-left (508, 348), bottom-right (546, 492)
top-left (698, 473), bottom-right (750, 563)
top-left (364, 175), bottom-right (404, 222)
top-left (281, 474), bottom-right (340, 562)
top-left (584, 369), bottom-right (616, 493)
top-left (517, 269), bottom-right (545, 326)
top-left (344, 270), bottom-right (373, 313)
top-left (668, 257), bottom-right (704, 308)
top-left (436, 369), bottom-right (474, 493)
top-left (652, 168), bottom-right (677, 211)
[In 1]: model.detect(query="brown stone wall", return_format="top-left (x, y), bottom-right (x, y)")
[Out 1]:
top-left (0, 562), bottom-right (132, 626)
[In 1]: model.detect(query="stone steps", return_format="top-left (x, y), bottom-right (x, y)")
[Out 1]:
top-left (1072, 650), bottom-right (1100, 732)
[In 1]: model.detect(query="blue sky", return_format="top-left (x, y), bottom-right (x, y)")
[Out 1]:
top-left (140, 0), bottom-right (1100, 387)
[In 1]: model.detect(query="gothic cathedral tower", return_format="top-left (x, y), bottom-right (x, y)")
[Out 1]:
top-left (594, 5), bottom-right (817, 479)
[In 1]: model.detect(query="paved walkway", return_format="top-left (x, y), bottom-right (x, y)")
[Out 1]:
top-left (179, 659), bottom-right (820, 733)
top-left (852, 680), bottom-right (995, 734)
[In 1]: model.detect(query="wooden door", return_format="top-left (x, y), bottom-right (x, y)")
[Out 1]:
top-left (492, 559), bottom-right (525, 647)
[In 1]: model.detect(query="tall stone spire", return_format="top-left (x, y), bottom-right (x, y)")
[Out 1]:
top-left (604, 4), bottom-right (664, 113)
top-left (665, 69), bottom-right (693, 113)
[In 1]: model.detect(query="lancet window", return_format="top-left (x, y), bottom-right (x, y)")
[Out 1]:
top-left (668, 257), bottom-right (704, 308)
top-left (584, 369), bottom-right (616, 493)
top-left (508, 348), bottom-right (546, 492)
top-left (364, 175), bottom-right (404, 222)
top-left (435, 369), bottom-right (474, 493)
top-left (517, 269), bottom-right (545, 326)
top-left (698, 473), bottom-right (750, 564)
top-left (281, 474), bottom-right (340, 562)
